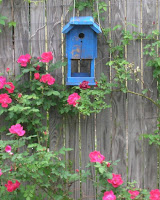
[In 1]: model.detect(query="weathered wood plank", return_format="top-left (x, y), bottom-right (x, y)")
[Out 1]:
top-left (81, 114), bottom-right (96, 200)
top-left (0, 0), bottom-right (13, 140)
top-left (30, 0), bottom-right (46, 56)
top-left (96, 0), bottom-right (111, 161)
top-left (46, 0), bottom-right (64, 151)
top-left (14, 0), bottom-right (29, 76)
top-left (127, 0), bottom-right (144, 188)
top-left (110, 0), bottom-right (127, 182)
top-left (142, 0), bottom-right (158, 190)
top-left (65, 115), bottom-right (80, 199)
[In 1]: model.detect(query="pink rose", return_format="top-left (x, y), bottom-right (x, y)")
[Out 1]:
top-left (17, 54), bottom-right (31, 67)
top-left (9, 124), bottom-right (25, 136)
top-left (0, 169), bottom-right (3, 176)
top-left (40, 74), bottom-right (55, 85)
top-left (89, 151), bottom-right (105, 163)
top-left (34, 73), bottom-right (40, 80)
top-left (5, 145), bottom-right (12, 153)
top-left (76, 169), bottom-right (79, 172)
top-left (107, 162), bottom-right (111, 167)
top-left (5, 180), bottom-right (20, 192)
top-left (0, 93), bottom-right (12, 108)
top-left (40, 52), bottom-right (53, 63)
top-left (107, 173), bottom-right (123, 188)
top-left (128, 190), bottom-right (140, 199)
top-left (103, 191), bottom-right (116, 200)
top-left (79, 81), bottom-right (90, 89)
top-left (67, 93), bottom-right (81, 107)
top-left (150, 189), bottom-right (160, 200)
top-left (5, 82), bottom-right (15, 93)
top-left (18, 93), bottom-right (22, 98)
top-left (0, 76), bottom-right (6, 89)
top-left (6, 68), bottom-right (10, 72)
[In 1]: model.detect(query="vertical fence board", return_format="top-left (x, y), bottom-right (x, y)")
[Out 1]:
top-left (30, 1), bottom-right (46, 56)
top-left (142, 0), bottom-right (158, 190)
top-left (47, 0), bottom-right (64, 151)
top-left (127, 0), bottom-right (144, 188)
top-left (0, 0), bottom-right (13, 140)
top-left (81, 115), bottom-right (96, 200)
top-left (96, 0), bottom-right (112, 160)
top-left (110, 0), bottom-right (127, 182)
top-left (65, 116), bottom-right (80, 199)
top-left (14, 0), bottom-right (29, 76)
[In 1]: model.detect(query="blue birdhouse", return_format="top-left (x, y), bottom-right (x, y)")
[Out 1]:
top-left (62, 16), bottom-right (101, 85)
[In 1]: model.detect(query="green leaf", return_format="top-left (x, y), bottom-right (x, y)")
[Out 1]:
top-left (8, 21), bottom-right (16, 28)
top-left (113, 25), bottom-right (121, 31)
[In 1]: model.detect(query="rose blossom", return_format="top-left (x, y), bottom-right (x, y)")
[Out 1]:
top-left (76, 169), bottom-right (79, 172)
top-left (5, 82), bottom-right (15, 93)
top-left (79, 81), bottom-right (90, 89)
top-left (18, 93), bottom-right (22, 98)
top-left (150, 189), bottom-right (160, 200)
top-left (17, 54), bottom-right (31, 67)
top-left (67, 93), bottom-right (81, 107)
top-left (9, 124), bottom-right (25, 136)
top-left (5, 145), bottom-right (12, 153)
top-left (35, 65), bottom-right (40, 70)
top-left (34, 73), bottom-right (40, 80)
top-left (89, 151), bottom-right (105, 163)
top-left (5, 180), bottom-right (20, 192)
top-left (0, 76), bottom-right (6, 89)
top-left (0, 93), bottom-right (12, 108)
top-left (40, 52), bottom-right (53, 63)
top-left (128, 190), bottom-right (140, 199)
top-left (103, 191), bottom-right (116, 200)
top-left (6, 68), bottom-right (10, 72)
top-left (0, 169), bottom-right (3, 176)
top-left (107, 162), bottom-right (111, 167)
top-left (40, 74), bottom-right (55, 85)
top-left (107, 173), bottom-right (123, 188)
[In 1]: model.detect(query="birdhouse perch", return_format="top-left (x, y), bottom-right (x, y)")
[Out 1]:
top-left (62, 16), bottom-right (101, 85)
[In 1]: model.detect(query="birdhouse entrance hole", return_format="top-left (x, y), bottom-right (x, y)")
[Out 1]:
top-left (79, 33), bottom-right (85, 39)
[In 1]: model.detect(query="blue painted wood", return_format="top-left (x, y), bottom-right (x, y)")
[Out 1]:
top-left (62, 16), bottom-right (101, 85)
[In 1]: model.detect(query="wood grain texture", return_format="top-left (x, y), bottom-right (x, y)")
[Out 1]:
top-left (14, 0), bottom-right (29, 76)
top-left (81, 114), bottom-right (96, 200)
top-left (142, 0), bottom-right (158, 190)
top-left (96, 0), bottom-right (111, 160)
top-left (110, 0), bottom-right (127, 182)
top-left (0, 0), bottom-right (13, 140)
top-left (30, 1), bottom-right (46, 56)
top-left (127, 0), bottom-right (144, 188)
top-left (0, 0), bottom-right (13, 76)
top-left (46, 0), bottom-right (64, 151)
top-left (65, 115), bottom-right (80, 199)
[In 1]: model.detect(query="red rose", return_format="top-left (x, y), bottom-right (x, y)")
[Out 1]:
top-left (17, 54), bottom-right (31, 67)
top-left (34, 73), bottom-right (40, 80)
top-left (79, 81), bottom-right (90, 89)
top-left (5, 82), bottom-right (15, 93)
top-left (128, 190), bottom-right (140, 199)
top-left (103, 190), bottom-right (116, 200)
top-left (0, 93), bottom-right (12, 108)
top-left (89, 151), bottom-right (105, 163)
top-left (5, 180), bottom-right (20, 192)
top-left (150, 189), bottom-right (160, 200)
top-left (107, 173), bottom-right (123, 188)
top-left (67, 93), bottom-right (81, 107)
top-left (40, 52), bottom-right (53, 63)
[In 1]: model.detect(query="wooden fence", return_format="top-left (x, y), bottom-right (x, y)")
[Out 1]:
top-left (0, 0), bottom-right (159, 199)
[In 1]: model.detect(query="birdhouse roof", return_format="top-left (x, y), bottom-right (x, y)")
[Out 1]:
top-left (62, 16), bottom-right (102, 34)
